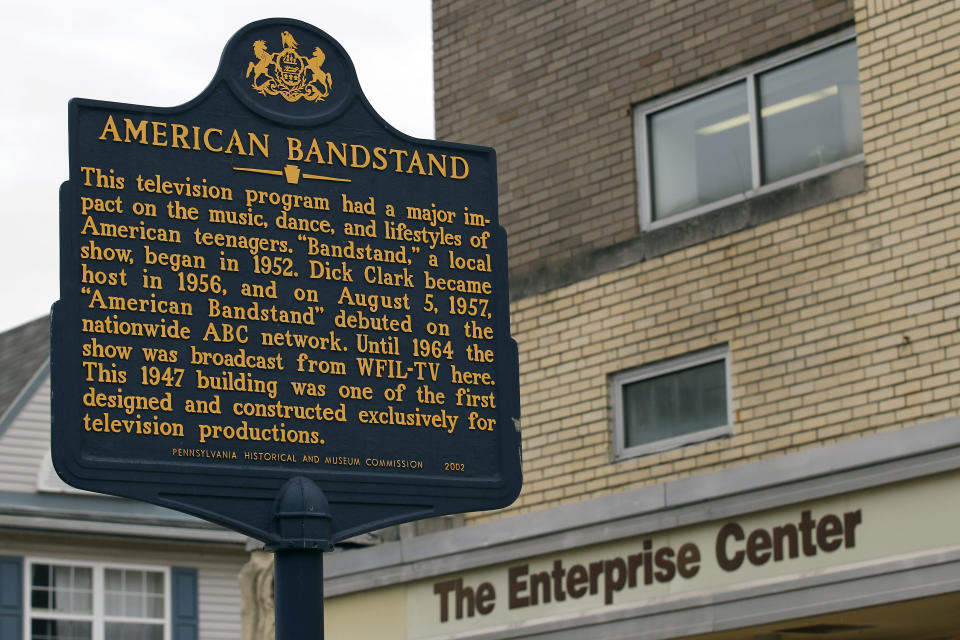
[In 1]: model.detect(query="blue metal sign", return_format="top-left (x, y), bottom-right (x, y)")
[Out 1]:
top-left (52, 18), bottom-right (521, 548)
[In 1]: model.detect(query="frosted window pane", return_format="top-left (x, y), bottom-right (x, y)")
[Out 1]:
top-left (623, 360), bottom-right (727, 448)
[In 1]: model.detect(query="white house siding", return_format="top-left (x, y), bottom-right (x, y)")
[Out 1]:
top-left (1, 530), bottom-right (248, 640)
top-left (0, 363), bottom-right (251, 639)
top-left (0, 372), bottom-right (52, 493)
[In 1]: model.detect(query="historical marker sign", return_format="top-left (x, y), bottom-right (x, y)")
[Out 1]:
top-left (52, 18), bottom-right (521, 548)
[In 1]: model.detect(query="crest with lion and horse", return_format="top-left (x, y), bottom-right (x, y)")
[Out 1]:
top-left (246, 30), bottom-right (333, 102)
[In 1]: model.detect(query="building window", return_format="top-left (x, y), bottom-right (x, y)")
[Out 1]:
top-left (636, 30), bottom-right (862, 228)
top-left (612, 346), bottom-right (732, 459)
top-left (27, 560), bottom-right (168, 640)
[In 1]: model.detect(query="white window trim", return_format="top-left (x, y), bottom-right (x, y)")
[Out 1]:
top-left (23, 558), bottom-right (172, 640)
top-left (611, 345), bottom-right (733, 460)
top-left (634, 27), bottom-right (862, 230)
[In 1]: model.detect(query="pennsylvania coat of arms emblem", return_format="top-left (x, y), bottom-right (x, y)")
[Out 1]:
top-left (245, 30), bottom-right (332, 102)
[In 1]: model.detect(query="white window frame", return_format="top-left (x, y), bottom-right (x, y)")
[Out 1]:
top-left (634, 27), bottom-right (862, 230)
top-left (611, 345), bottom-right (733, 460)
top-left (23, 558), bottom-right (172, 640)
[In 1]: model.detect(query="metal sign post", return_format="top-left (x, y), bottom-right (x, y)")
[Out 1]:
top-left (52, 19), bottom-right (521, 638)
top-left (274, 549), bottom-right (325, 639)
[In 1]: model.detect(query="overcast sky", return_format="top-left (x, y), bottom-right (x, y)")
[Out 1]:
top-left (0, 1), bottom-right (434, 333)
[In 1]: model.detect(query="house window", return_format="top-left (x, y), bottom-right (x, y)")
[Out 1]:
top-left (612, 346), bottom-right (731, 459)
top-left (636, 31), bottom-right (862, 227)
top-left (27, 561), bottom-right (168, 640)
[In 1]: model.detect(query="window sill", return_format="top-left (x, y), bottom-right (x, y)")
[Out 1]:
top-left (614, 424), bottom-right (733, 461)
top-left (509, 160), bottom-right (865, 301)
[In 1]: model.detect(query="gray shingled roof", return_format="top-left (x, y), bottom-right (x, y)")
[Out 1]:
top-left (0, 315), bottom-right (50, 419)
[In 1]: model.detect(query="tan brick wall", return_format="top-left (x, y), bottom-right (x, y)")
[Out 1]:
top-left (430, 1), bottom-right (960, 524)
top-left (434, 0), bottom-right (853, 275)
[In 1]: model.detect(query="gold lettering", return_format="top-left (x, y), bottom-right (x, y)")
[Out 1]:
top-left (305, 139), bottom-right (324, 164)
top-left (327, 141), bottom-right (348, 166)
top-left (99, 115), bottom-right (121, 142)
top-left (171, 124), bottom-right (190, 148)
top-left (224, 130), bottom-right (247, 155)
top-left (287, 136), bottom-right (303, 161)
top-left (124, 118), bottom-right (149, 144)
top-left (203, 128), bottom-right (223, 152)
top-left (151, 121), bottom-right (168, 146)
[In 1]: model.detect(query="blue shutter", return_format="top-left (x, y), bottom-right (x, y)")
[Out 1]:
top-left (171, 567), bottom-right (198, 640)
top-left (0, 556), bottom-right (23, 640)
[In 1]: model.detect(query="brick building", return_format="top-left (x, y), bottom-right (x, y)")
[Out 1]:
top-left (431, 0), bottom-right (945, 521)
top-left (323, 1), bottom-right (960, 637)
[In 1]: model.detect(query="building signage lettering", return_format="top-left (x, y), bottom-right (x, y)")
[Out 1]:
top-left (432, 509), bottom-right (862, 622)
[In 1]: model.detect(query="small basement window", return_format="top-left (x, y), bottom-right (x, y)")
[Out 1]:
top-left (612, 346), bottom-right (732, 459)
